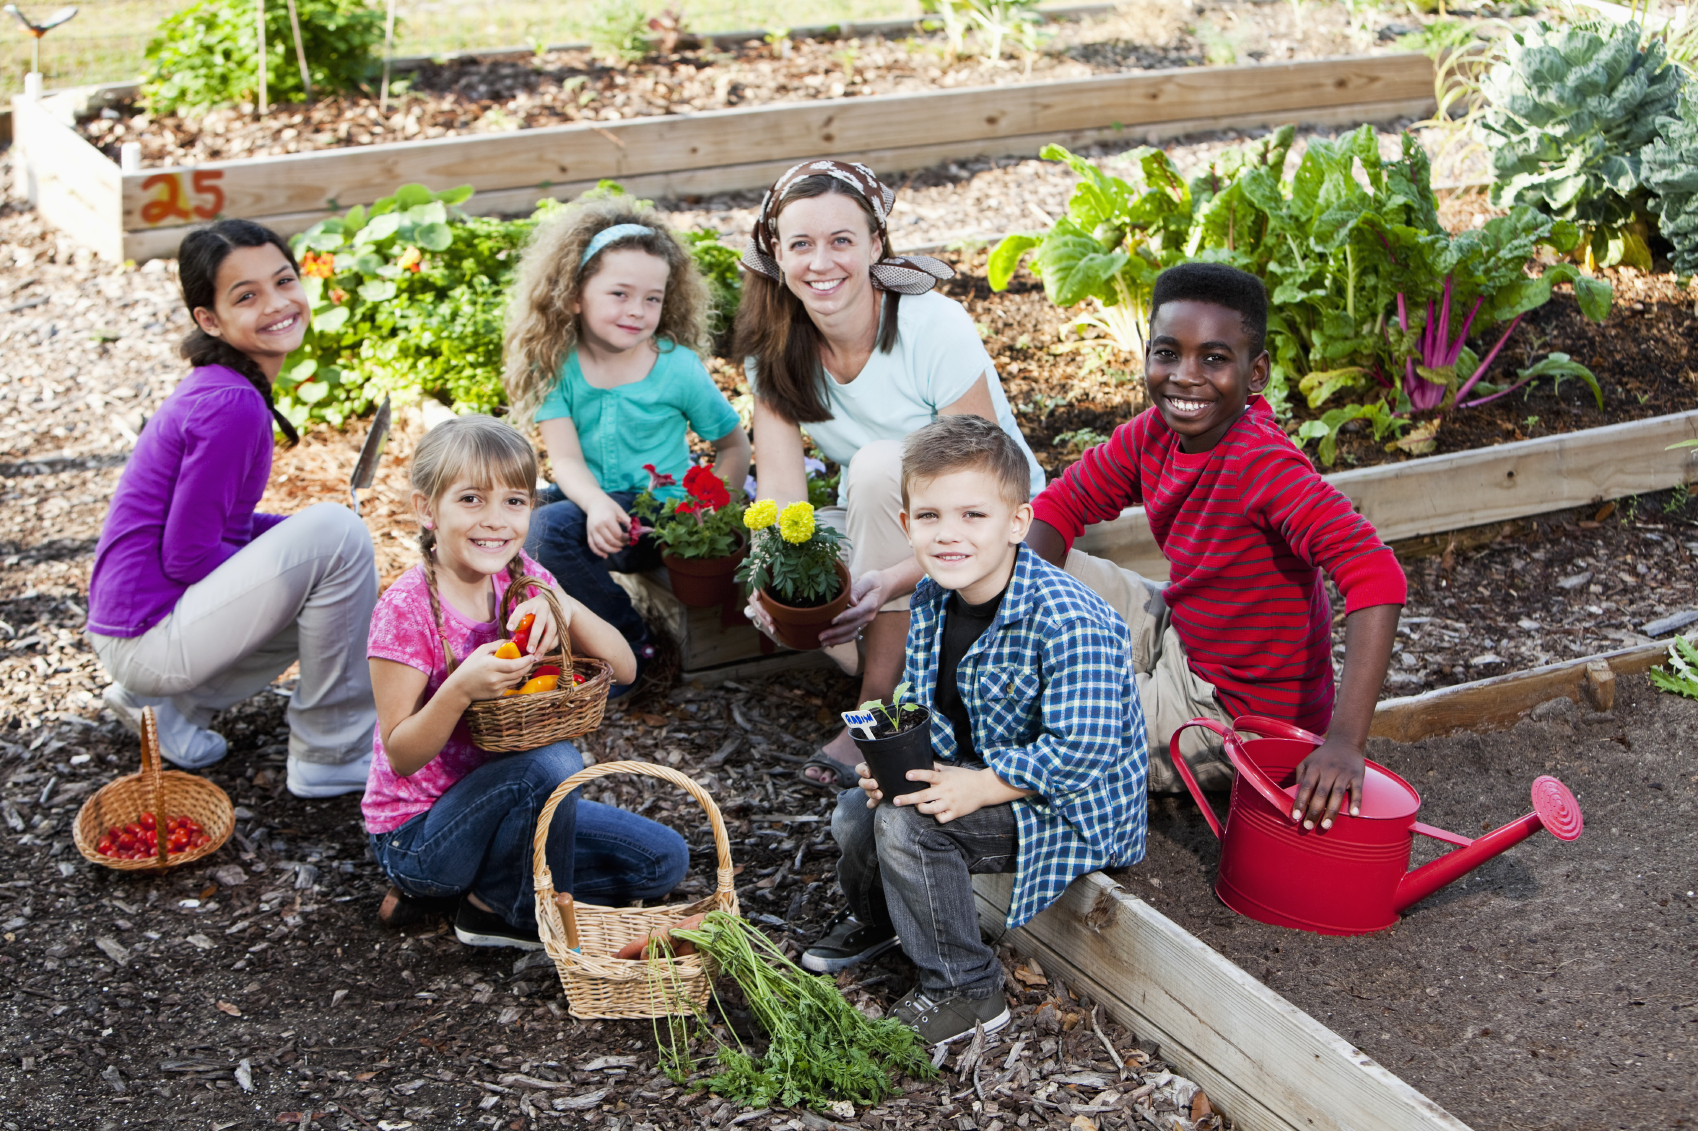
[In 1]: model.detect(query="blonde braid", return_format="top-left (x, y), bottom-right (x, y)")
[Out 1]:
top-left (419, 526), bottom-right (456, 674)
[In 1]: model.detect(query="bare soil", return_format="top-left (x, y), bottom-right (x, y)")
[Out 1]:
top-left (79, 0), bottom-right (1441, 168)
top-left (1127, 674), bottom-right (1698, 1131)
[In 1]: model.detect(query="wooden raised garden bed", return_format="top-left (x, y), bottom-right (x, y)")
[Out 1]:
top-left (10, 51), bottom-right (1435, 262)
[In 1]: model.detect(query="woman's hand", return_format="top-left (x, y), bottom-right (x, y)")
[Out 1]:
top-left (818, 570), bottom-right (890, 647)
top-left (743, 589), bottom-right (779, 638)
top-left (584, 496), bottom-right (632, 559)
top-left (446, 641), bottom-right (533, 703)
top-left (507, 593), bottom-right (568, 657)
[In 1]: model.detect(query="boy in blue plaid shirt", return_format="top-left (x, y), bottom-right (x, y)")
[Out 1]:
top-left (803, 415), bottom-right (1149, 1045)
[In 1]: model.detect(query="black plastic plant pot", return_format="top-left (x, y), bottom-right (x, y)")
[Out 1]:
top-left (850, 708), bottom-right (934, 799)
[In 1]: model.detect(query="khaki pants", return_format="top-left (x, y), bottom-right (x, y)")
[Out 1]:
top-left (815, 439), bottom-right (915, 674)
top-left (1062, 549), bottom-right (1235, 793)
top-left (89, 503), bottom-right (379, 766)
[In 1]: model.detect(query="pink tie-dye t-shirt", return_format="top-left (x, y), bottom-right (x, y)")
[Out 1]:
top-left (361, 554), bottom-right (559, 834)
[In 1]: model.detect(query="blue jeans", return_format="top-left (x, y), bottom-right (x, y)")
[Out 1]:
top-left (527, 487), bottom-right (664, 647)
top-left (831, 774), bottom-right (1019, 999)
top-left (370, 741), bottom-right (688, 930)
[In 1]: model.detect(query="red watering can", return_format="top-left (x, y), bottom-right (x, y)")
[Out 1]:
top-left (1170, 716), bottom-right (1584, 936)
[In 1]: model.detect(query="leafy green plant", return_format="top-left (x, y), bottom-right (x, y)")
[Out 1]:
top-left (860, 682), bottom-right (924, 734)
top-left (682, 229), bottom-right (742, 342)
top-left (1475, 19), bottom-right (1682, 268)
top-left (142, 0), bottom-right (384, 114)
top-left (283, 184), bottom-right (539, 427)
top-left (1649, 636), bottom-right (1698, 699)
top-left (651, 911), bottom-right (935, 1108)
top-left (588, 0), bottom-right (649, 64)
top-left (1641, 87), bottom-right (1698, 275)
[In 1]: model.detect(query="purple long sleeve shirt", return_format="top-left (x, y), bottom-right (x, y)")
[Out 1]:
top-left (88, 365), bottom-right (285, 638)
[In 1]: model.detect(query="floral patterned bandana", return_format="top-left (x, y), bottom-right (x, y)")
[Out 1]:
top-left (741, 159), bottom-right (954, 295)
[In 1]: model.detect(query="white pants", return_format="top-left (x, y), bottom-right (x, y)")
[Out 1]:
top-left (89, 503), bottom-right (378, 766)
top-left (817, 438), bottom-right (915, 616)
top-left (1061, 548), bottom-right (1235, 793)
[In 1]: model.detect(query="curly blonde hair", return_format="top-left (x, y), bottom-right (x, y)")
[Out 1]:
top-left (503, 197), bottom-right (711, 424)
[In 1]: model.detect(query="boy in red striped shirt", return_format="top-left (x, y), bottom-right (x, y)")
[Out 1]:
top-left (1027, 263), bottom-right (1406, 828)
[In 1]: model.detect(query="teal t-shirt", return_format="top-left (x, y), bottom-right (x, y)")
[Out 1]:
top-left (534, 341), bottom-right (742, 498)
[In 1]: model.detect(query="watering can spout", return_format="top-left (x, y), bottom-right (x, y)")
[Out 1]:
top-left (1394, 776), bottom-right (1583, 913)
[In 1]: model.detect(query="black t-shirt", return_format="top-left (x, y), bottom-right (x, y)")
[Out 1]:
top-left (935, 584), bottom-right (1007, 764)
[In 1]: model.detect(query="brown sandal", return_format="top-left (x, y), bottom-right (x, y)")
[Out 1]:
top-left (378, 885), bottom-right (457, 929)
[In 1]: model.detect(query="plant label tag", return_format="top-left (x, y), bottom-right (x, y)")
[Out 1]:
top-left (840, 710), bottom-right (879, 740)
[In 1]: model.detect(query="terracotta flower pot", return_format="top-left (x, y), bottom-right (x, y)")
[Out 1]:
top-left (661, 540), bottom-right (747, 609)
top-left (760, 561), bottom-right (852, 651)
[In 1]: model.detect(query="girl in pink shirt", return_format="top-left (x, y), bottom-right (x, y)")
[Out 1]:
top-left (365, 415), bottom-right (687, 949)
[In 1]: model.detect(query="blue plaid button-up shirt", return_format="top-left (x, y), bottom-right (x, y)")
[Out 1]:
top-left (904, 545), bottom-right (1149, 928)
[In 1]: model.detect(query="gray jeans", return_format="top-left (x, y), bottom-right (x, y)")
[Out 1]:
top-left (89, 503), bottom-right (378, 765)
top-left (831, 777), bottom-right (1018, 999)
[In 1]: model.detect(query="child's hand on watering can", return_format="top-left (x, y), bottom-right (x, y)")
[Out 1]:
top-left (1291, 739), bottom-right (1366, 830)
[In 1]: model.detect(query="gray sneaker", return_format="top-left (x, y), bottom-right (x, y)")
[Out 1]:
top-left (800, 911), bottom-right (899, 974)
top-left (104, 684), bottom-right (227, 770)
top-left (889, 987), bottom-right (1011, 1045)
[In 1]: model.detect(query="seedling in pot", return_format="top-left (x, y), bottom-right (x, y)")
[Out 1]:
top-left (859, 682), bottom-right (925, 737)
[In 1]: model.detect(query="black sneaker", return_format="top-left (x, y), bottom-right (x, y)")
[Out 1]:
top-left (454, 898), bottom-right (543, 950)
top-left (800, 910), bottom-right (899, 973)
top-left (889, 987), bottom-right (1011, 1045)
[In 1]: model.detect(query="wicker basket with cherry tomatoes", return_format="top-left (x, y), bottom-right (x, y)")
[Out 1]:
top-left (74, 707), bottom-right (233, 872)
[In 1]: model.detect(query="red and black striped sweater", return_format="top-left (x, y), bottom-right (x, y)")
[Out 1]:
top-left (1031, 396), bottom-right (1407, 735)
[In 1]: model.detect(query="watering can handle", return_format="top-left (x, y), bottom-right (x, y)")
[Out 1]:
top-left (1169, 718), bottom-right (1298, 839)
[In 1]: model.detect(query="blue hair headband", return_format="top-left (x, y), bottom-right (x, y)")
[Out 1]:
top-left (580, 223), bottom-right (655, 266)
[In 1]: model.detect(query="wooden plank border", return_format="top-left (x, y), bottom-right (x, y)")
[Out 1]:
top-left (1078, 409), bottom-right (1698, 580)
top-left (1369, 633), bottom-right (1689, 742)
top-left (973, 871), bottom-right (1472, 1131)
top-left (9, 93), bottom-right (123, 261)
top-left (86, 52), bottom-right (1433, 260)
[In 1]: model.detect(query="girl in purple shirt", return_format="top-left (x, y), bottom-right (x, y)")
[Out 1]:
top-left (86, 220), bottom-right (378, 798)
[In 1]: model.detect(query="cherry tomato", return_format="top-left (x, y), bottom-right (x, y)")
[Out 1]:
top-left (139, 812), bottom-right (156, 831)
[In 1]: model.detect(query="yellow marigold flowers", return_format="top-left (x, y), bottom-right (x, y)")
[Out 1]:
top-left (778, 501), bottom-right (816, 544)
top-left (744, 498), bottom-right (778, 530)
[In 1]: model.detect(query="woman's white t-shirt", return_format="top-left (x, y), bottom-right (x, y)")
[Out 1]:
top-left (746, 290), bottom-right (1045, 503)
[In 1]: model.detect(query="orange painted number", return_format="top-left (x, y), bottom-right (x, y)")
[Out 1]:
top-left (140, 173), bottom-right (191, 225)
top-left (192, 169), bottom-right (225, 219)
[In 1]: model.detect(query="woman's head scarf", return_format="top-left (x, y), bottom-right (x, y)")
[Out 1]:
top-left (741, 159), bottom-right (953, 295)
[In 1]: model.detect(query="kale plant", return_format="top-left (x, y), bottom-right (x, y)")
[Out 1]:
top-left (142, 0), bottom-right (384, 115)
top-left (1476, 19), bottom-right (1682, 268)
top-left (1641, 87), bottom-right (1698, 275)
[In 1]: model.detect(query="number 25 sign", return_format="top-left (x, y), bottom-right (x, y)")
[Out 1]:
top-left (138, 169), bottom-right (225, 226)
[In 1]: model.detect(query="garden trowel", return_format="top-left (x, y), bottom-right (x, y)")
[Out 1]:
top-left (349, 395), bottom-right (391, 517)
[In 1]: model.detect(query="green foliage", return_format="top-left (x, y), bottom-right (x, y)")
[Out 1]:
top-left (653, 911), bottom-right (935, 1108)
top-left (632, 467), bottom-right (747, 560)
top-left (737, 502), bottom-right (846, 607)
top-left (1649, 636), bottom-right (1698, 699)
top-left (282, 184), bottom-right (537, 428)
top-left (991, 124), bottom-right (1614, 464)
top-left (1475, 19), bottom-right (1682, 267)
top-left (1641, 87), bottom-right (1698, 275)
top-left (142, 0), bottom-right (384, 115)
top-left (588, 0), bottom-right (649, 63)
top-left (682, 229), bottom-right (743, 340)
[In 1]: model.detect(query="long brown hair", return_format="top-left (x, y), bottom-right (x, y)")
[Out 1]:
top-left (731, 175), bottom-right (901, 424)
top-left (503, 197), bottom-right (711, 425)
top-left (409, 415), bottom-right (538, 662)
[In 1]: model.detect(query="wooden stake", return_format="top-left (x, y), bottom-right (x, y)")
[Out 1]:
top-left (284, 0), bottom-right (311, 98)
top-left (255, 0), bottom-right (268, 115)
top-left (380, 0), bottom-right (397, 111)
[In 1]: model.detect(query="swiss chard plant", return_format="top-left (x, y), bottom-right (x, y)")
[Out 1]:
top-left (1474, 19), bottom-right (1682, 269)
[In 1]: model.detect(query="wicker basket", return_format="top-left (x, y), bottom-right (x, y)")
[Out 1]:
top-left (73, 707), bottom-right (234, 872)
top-left (465, 576), bottom-right (614, 752)
top-left (532, 761), bottom-right (740, 1019)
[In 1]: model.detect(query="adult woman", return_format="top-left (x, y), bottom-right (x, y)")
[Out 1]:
top-left (86, 220), bottom-right (378, 798)
top-left (735, 161), bottom-right (1045, 789)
